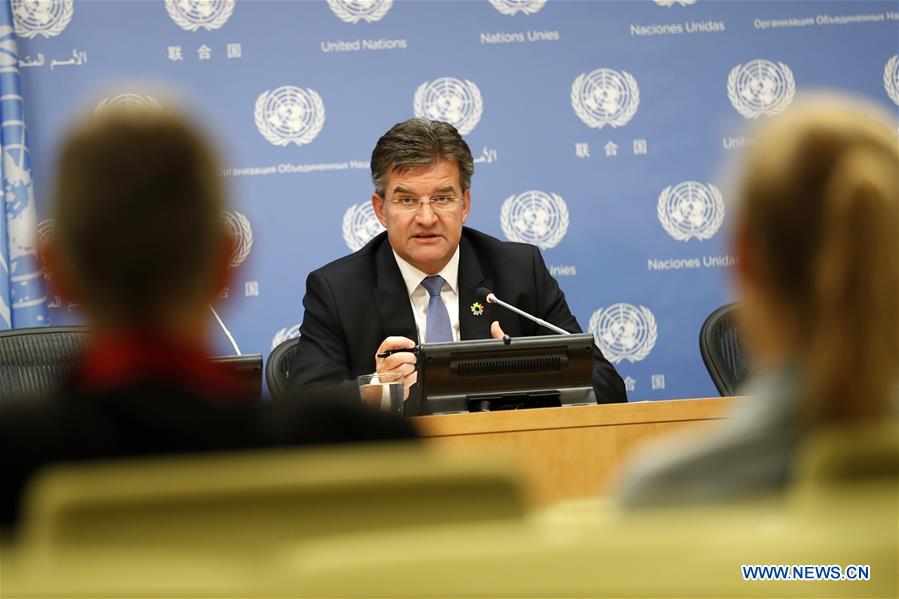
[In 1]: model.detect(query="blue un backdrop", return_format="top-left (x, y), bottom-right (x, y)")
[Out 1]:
top-left (12, 0), bottom-right (899, 401)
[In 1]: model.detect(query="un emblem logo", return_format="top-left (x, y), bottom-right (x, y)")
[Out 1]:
top-left (342, 202), bottom-right (386, 251)
top-left (165, 0), bottom-right (234, 31)
top-left (36, 219), bottom-right (54, 278)
top-left (488, 0), bottom-right (547, 15)
top-left (254, 86), bottom-right (325, 147)
top-left (11, 0), bottom-right (73, 38)
top-left (884, 55), bottom-right (899, 106)
top-left (589, 303), bottom-right (658, 364)
top-left (654, 0), bottom-right (696, 6)
top-left (414, 77), bottom-right (483, 135)
top-left (657, 181), bottom-right (724, 242)
top-left (222, 211), bottom-right (253, 268)
top-left (571, 68), bottom-right (640, 129)
top-left (727, 59), bottom-right (795, 119)
top-left (327, 0), bottom-right (392, 23)
top-left (500, 190), bottom-right (569, 250)
top-left (272, 324), bottom-right (301, 350)
top-left (95, 93), bottom-right (162, 114)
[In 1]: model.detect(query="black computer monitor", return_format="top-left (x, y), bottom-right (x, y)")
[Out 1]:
top-left (211, 353), bottom-right (263, 400)
top-left (418, 334), bottom-right (596, 414)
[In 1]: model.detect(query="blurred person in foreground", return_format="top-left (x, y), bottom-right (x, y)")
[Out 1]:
top-left (620, 96), bottom-right (898, 507)
top-left (0, 106), bottom-right (416, 530)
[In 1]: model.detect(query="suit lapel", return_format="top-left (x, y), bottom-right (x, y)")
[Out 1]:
top-left (372, 241), bottom-right (418, 342)
top-left (458, 236), bottom-right (494, 341)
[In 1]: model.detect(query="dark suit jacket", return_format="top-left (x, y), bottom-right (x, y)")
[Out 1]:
top-left (289, 227), bottom-right (626, 415)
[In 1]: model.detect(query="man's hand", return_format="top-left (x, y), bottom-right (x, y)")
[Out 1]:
top-left (490, 320), bottom-right (506, 340)
top-left (374, 336), bottom-right (417, 400)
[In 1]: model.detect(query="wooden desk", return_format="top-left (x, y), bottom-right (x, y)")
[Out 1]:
top-left (412, 397), bottom-right (737, 507)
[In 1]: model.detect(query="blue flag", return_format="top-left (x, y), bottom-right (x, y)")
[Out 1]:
top-left (0, 0), bottom-right (48, 330)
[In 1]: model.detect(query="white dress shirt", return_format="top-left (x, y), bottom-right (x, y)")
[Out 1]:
top-left (392, 248), bottom-right (461, 343)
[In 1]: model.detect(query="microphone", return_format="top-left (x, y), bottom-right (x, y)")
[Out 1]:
top-left (208, 304), bottom-right (242, 355)
top-left (476, 287), bottom-right (570, 336)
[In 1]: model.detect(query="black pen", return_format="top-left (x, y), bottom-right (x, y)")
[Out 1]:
top-left (377, 346), bottom-right (421, 359)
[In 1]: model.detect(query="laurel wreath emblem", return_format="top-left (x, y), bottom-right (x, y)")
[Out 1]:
top-left (656, 182), bottom-right (725, 242)
top-left (589, 304), bottom-right (658, 364)
top-left (500, 191), bottom-right (569, 250)
top-left (884, 55), bottom-right (899, 106)
top-left (36, 219), bottom-right (55, 278)
top-left (95, 94), bottom-right (162, 114)
top-left (164, 0), bottom-right (235, 32)
top-left (254, 86), bottom-right (326, 147)
top-left (487, 0), bottom-right (547, 16)
top-left (727, 60), bottom-right (795, 119)
top-left (11, 0), bottom-right (73, 38)
top-left (413, 78), bottom-right (484, 135)
top-left (326, 0), bottom-right (393, 23)
top-left (571, 69), bottom-right (640, 129)
top-left (342, 203), bottom-right (385, 251)
top-left (342, 204), bottom-right (361, 251)
top-left (223, 210), bottom-right (253, 268)
top-left (35, 218), bottom-right (54, 244)
top-left (271, 324), bottom-right (302, 350)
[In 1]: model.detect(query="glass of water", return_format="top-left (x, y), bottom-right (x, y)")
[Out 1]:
top-left (357, 372), bottom-right (404, 415)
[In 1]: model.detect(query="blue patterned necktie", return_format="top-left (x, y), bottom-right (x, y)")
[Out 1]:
top-left (421, 275), bottom-right (453, 343)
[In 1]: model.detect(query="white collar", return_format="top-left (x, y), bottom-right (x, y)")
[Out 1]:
top-left (392, 246), bottom-right (460, 297)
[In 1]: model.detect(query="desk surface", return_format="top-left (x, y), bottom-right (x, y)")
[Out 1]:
top-left (414, 397), bottom-right (734, 436)
top-left (412, 397), bottom-right (738, 506)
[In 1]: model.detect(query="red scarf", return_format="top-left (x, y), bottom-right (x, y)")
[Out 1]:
top-left (75, 332), bottom-right (247, 403)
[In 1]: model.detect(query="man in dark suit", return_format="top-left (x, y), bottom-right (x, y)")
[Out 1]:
top-left (0, 106), bottom-right (415, 531)
top-left (289, 119), bottom-right (626, 415)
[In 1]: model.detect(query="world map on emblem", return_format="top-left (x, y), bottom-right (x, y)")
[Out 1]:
top-left (164, 0), bottom-right (235, 31)
top-left (727, 59), bottom-right (795, 118)
top-left (590, 303), bottom-right (658, 364)
top-left (414, 77), bottom-right (483, 135)
top-left (657, 181), bottom-right (725, 241)
top-left (342, 202), bottom-right (385, 251)
top-left (11, 0), bottom-right (73, 38)
top-left (500, 191), bottom-right (569, 250)
top-left (254, 86), bottom-right (326, 146)
top-left (571, 68), bottom-right (639, 129)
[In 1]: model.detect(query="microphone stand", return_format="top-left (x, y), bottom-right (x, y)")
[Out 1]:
top-left (480, 290), bottom-right (571, 336)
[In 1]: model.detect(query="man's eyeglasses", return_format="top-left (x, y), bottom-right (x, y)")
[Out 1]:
top-left (387, 195), bottom-right (461, 212)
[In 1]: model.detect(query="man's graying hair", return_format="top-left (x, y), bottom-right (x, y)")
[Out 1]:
top-left (370, 118), bottom-right (474, 197)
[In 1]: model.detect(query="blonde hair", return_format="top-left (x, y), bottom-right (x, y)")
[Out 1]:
top-left (738, 96), bottom-right (898, 425)
top-left (53, 106), bottom-right (226, 326)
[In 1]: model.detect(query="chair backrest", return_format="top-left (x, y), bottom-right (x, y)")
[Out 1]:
top-left (19, 443), bottom-right (525, 549)
top-left (266, 337), bottom-right (300, 400)
top-left (0, 326), bottom-right (91, 400)
top-left (792, 421), bottom-right (899, 492)
top-left (0, 326), bottom-right (262, 400)
top-left (286, 486), bottom-right (897, 598)
top-left (285, 425), bottom-right (899, 598)
top-left (698, 304), bottom-right (749, 396)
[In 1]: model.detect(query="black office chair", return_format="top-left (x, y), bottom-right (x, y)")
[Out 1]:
top-left (699, 304), bottom-right (749, 396)
top-left (1, 325), bottom-right (263, 400)
top-left (0, 326), bottom-right (91, 400)
top-left (266, 337), bottom-right (300, 401)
